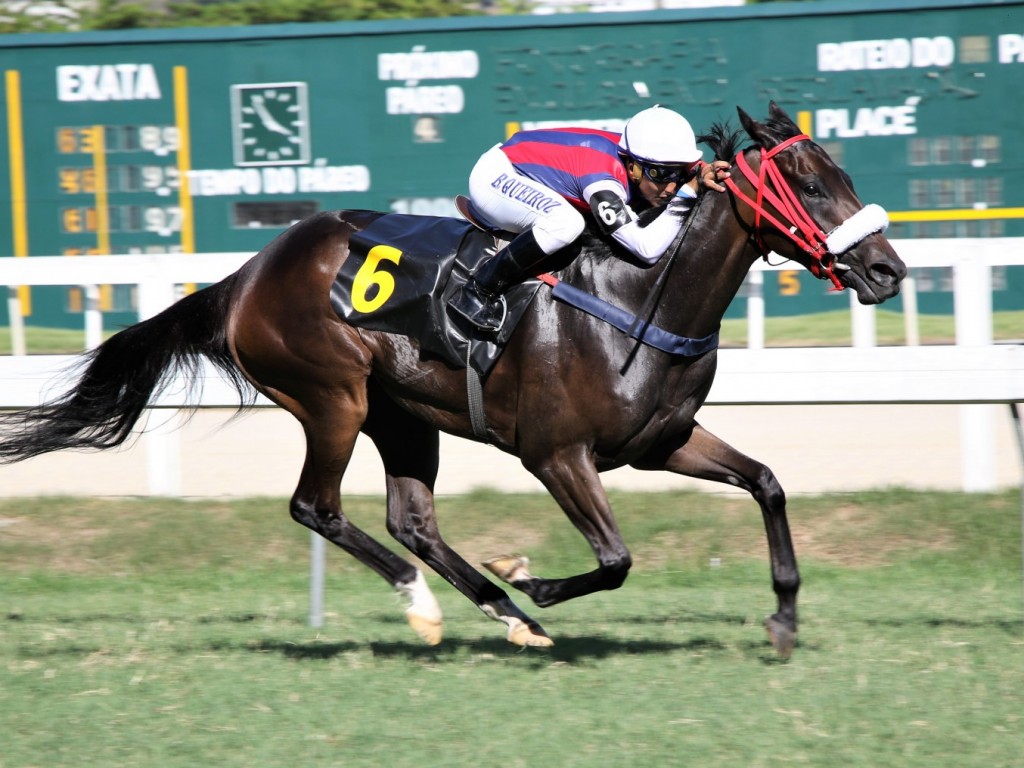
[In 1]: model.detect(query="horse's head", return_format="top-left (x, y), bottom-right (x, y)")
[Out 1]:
top-left (728, 102), bottom-right (906, 304)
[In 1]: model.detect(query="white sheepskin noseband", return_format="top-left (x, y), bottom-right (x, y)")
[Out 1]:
top-left (825, 204), bottom-right (889, 255)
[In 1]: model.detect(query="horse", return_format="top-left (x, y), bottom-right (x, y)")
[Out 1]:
top-left (0, 103), bottom-right (905, 657)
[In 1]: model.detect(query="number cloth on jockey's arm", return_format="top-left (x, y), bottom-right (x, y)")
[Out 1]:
top-left (585, 179), bottom-right (696, 265)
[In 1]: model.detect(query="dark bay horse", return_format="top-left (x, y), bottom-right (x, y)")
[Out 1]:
top-left (0, 104), bottom-right (905, 657)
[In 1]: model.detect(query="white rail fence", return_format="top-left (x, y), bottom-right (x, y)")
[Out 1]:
top-left (0, 239), bottom-right (1022, 496)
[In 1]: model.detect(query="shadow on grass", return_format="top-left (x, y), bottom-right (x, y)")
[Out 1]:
top-left (28, 608), bottom-right (1016, 664)
top-left (863, 616), bottom-right (1023, 632)
top-left (5, 611), bottom-right (308, 626)
top-left (257, 634), bottom-right (724, 664)
top-left (6, 608), bottom-right (794, 663)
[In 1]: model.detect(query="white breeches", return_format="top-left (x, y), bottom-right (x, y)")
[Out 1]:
top-left (468, 145), bottom-right (586, 255)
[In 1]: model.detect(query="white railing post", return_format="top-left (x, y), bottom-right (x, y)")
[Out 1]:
top-left (954, 252), bottom-right (995, 493)
top-left (84, 284), bottom-right (102, 350)
top-left (144, 409), bottom-right (183, 496)
top-left (747, 270), bottom-right (765, 350)
top-left (137, 279), bottom-right (177, 321)
top-left (850, 290), bottom-right (876, 348)
top-left (137, 274), bottom-right (183, 495)
top-left (7, 287), bottom-right (26, 356)
top-left (901, 274), bottom-right (920, 346)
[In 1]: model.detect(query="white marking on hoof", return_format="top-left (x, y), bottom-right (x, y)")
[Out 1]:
top-left (506, 617), bottom-right (554, 648)
top-left (482, 554), bottom-right (533, 583)
top-left (398, 570), bottom-right (443, 646)
top-left (480, 605), bottom-right (553, 648)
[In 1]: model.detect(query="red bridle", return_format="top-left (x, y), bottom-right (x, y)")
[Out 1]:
top-left (724, 134), bottom-right (845, 291)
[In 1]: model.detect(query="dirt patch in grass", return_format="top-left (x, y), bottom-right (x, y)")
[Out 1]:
top-left (626, 500), bottom-right (958, 570)
top-left (0, 493), bottom-right (980, 577)
top-left (788, 503), bottom-right (955, 567)
top-left (0, 514), bottom-right (121, 573)
top-left (451, 520), bottom-right (547, 566)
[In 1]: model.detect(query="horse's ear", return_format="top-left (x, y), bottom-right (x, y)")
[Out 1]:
top-left (738, 103), bottom-right (802, 148)
top-left (737, 106), bottom-right (756, 134)
top-left (768, 101), bottom-right (800, 133)
top-left (736, 106), bottom-right (764, 144)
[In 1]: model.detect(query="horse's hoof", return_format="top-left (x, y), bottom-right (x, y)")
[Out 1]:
top-left (764, 615), bottom-right (797, 659)
top-left (483, 554), bottom-right (532, 583)
top-left (407, 612), bottom-right (443, 646)
top-left (506, 617), bottom-right (554, 648)
top-left (398, 570), bottom-right (443, 645)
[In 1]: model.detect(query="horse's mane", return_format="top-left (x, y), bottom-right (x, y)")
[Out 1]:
top-left (697, 121), bottom-right (747, 161)
top-left (698, 111), bottom-right (803, 160)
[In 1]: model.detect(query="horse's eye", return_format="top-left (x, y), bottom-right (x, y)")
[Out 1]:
top-left (803, 183), bottom-right (821, 197)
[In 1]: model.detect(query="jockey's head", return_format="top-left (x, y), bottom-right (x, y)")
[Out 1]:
top-left (619, 105), bottom-right (704, 204)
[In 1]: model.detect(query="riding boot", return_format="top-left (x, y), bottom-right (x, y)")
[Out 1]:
top-left (450, 229), bottom-right (549, 331)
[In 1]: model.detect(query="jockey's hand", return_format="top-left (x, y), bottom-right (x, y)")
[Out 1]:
top-left (699, 160), bottom-right (732, 193)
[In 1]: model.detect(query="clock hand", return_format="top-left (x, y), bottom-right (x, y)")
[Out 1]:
top-left (251, 95), bottom-right (294, 136)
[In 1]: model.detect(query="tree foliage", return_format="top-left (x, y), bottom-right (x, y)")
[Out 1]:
top-left (0, 0), bottom-right (825, 35)
top-left (1, 0), bottom-right (478, 34)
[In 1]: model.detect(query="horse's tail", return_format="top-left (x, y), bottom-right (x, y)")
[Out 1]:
top-left (0, 275), bottom-right (252, 463)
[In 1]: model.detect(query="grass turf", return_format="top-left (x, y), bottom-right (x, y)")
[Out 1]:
top-left (1, 490), bottom-right (1022, 767)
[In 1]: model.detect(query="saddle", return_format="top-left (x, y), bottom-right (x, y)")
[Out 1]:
top-left (329, 209), bottom-right (543, 378)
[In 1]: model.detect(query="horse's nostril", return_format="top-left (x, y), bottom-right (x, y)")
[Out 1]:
top-left (870, 262), bottom-right (899, 286)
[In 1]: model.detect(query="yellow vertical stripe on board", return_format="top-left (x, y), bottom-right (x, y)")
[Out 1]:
top-left (505, 121), bottom-right (521, 140)
top-left (797, 110), bottom-right (813, 137)
top-left (91, 125), bottom-right (110, 254)
top-left (5, 70), bottom-right (30, 315)
top-left (174, 66), bottom-right (196, 295)
top-left (173, 66), bottom-right (195, 256)
top-left (91, 125), bottom-right (113, 310)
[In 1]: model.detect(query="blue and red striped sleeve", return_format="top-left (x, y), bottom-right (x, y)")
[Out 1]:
top-left (500, 128), bottom-right (630, 210)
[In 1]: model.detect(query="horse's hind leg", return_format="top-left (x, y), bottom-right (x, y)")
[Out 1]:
top-left (280, 386), bottom-right (444, 645)
top-left (362, 386), bottom-right (552, 647)
top-left (634, 423), bottom-right (800, 658)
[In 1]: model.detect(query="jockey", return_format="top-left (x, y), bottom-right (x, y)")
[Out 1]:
top-left (450, 104), bottom-right (732, 331)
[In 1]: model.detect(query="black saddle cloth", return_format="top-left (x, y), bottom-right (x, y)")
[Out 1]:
top-left (329, 213), bottom-right (542, 377)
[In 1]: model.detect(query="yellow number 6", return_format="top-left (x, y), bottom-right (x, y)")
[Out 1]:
top-left (352, 245), bottom-right (402, 313)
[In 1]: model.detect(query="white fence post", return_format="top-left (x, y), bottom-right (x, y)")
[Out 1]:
top-left (145, 409), bottom-right (183, 496)
top-left (747, 270), bottom-right (765, 350)
top-left (84, 284), bottom-right (103, 350)
top-left (7, 287), bottom-right (26, 356)
top-left (902, 274), bottom-right (920, 347)
top-left (955, 253), bottom-right (995, 493)
top-left (137, 277), bottom-right (183, 495)
top-left (850, 291), bottom-right (876, 348)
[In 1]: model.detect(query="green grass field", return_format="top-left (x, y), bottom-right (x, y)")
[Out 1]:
top-left (3, 308), bottom-right (1023, 354)
top-left (2, 490), bottom-right (1022, 767)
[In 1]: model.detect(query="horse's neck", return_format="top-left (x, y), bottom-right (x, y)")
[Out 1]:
top-left (681, 196), bottom-right (758, 332)
top-left (610, 196), bottom-right (757, 340)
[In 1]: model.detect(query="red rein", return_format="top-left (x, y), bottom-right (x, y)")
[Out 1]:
top-left (724, 134), bottom-right (845, 291)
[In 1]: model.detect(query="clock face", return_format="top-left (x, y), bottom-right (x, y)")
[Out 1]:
top-left (231, 82), bottom-right (311, 166)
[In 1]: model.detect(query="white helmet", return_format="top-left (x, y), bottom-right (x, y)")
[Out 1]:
top-left (618, 105), bottom-right (702, 165)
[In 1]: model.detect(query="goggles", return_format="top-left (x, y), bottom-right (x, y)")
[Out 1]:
top-left (636, 159), bottom-right (701, 185)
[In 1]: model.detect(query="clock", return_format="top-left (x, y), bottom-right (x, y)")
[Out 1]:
top-left (231, 82), bottom-right (311, 166)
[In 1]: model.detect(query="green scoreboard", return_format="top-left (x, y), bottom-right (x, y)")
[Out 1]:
top-left (1, 0), bottom-right (1021, 327)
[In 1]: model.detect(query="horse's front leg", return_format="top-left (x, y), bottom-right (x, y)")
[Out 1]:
top-left (633, 423), bottom-right (800, 658)
top-left (485, 444), bottom-right (634, 608)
